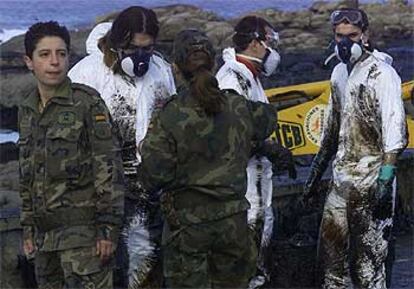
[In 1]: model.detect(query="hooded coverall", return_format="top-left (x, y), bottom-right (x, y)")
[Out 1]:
top-left (315, 53), bottom-right (407, 289)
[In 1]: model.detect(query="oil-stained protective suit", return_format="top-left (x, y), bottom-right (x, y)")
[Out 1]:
top-left (306, 52), bottom-right (407, 289)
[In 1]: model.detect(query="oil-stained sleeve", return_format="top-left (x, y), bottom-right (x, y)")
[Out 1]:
top-left (309, 87), bottom-right (341, 177)
top-left (139, 111), bottom-right (177, 193)
top-left (87, 99), bottom-right (124, 231)
top-left (376, 66), bottom-right (408, 153)
top-left (217, 69), bottom-right (247, 98)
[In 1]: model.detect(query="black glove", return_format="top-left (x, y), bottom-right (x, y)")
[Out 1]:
top-left (302, 157), bottom-right (329, 207)
top-left (275, 145), bottom-right (297, 180)
top-left (257, 140), bottom-right (297, 179)
top-left (302, 168), bottom-right (321, 206)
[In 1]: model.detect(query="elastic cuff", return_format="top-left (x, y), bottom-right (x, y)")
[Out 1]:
top-left (23, 226), bottom-right (34, 240)
top-left (96, 225), bottom-right (119, 242)
top-left (379, 164), bottom-right (396, 181)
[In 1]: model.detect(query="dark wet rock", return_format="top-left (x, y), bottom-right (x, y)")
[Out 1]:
top-left (0, 142), bottom-right (18, 164)
top-left (290, 61), bottom-right (317, 73)
top-left (0, 106), bottom-right (18, 131)
top-left (0, 73), bottom-right (35, 108)
top-left (1, 2), bottom-right (412, 110)
top-left (0, 161), bottom-right (19, 191)
top-left (390, 233), bottom-right (414, 289)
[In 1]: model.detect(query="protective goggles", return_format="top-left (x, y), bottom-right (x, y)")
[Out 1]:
top-left (122, 43), bottom-right (155, 55)
top-left (235, 29), bottom-right (279, 48)
top-left (330, 10), bottom-right (363, 26)
top-left (265, 30), bottom-right (280, 49)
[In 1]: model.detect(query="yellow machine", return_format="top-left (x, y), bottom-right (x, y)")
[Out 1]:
top-left (266, 80), bottom-right (414, 156)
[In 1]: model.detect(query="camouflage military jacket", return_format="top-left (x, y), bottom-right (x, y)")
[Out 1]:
top-left (18, 78), bottom-right (124, 251)
top-left (139, 89), bottom-right (276, 224)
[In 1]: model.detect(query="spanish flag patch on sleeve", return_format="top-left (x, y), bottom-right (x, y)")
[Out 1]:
top-left (95, 114), bottom-right (107, 122)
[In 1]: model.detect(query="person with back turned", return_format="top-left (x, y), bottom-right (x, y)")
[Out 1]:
top-left (138, 28), bottom-right (284, 288)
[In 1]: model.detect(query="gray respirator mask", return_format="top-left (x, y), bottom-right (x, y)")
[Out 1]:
top-left (334, 36), bottom-right (363, 64)
top-left (260, 40), bottom-right (281, 76)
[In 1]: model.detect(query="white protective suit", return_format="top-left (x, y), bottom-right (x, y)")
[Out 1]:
top-left (68, 22), bottom-right (176, 287)
top-left (216, 47), bottom-right (275, 288)
top-left (69, 22), bottom-right (176, 163)
top-left (318, 52), bottom-right (407, 289)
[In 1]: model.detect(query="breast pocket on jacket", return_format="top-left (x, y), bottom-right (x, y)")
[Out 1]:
top-left (46, 127), bottom-right (81, 181)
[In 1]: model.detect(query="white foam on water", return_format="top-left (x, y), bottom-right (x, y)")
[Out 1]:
top-left (0, 130), bottom-right (19, 144)
top-left (0, 28), bottom-right (26, 44)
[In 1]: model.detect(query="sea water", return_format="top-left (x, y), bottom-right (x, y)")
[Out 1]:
top-left (0, 0), bottom-right (397, 43)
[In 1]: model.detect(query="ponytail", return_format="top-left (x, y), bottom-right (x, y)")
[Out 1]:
top-left (190, 67), bottom-right (224, 116)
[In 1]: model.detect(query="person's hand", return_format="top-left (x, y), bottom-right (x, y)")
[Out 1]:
top-left (373, 164), bottom-right (396, 220)
top-left (96, 240), bottom-right (113, 263)
top-left (277, 145), bottom-right (297, 179)
top-left (263, 140), bottom-right (297, 179)
top-left (23, 238), bottom-right (35, 257)
top-left (301, 169), bottom-right (320, 208)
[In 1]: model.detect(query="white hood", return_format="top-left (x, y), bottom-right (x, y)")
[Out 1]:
top-left (85, 22), bottom-right (112, 55)
top-left (372, 49), bottom-right (393, 65)
top-left (222, 47), bottom-right (237, 62)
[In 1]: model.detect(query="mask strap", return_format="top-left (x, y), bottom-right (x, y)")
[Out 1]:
top-left (360, 33), bottom-right (367, 45)
top-left (112, 48), bottom-right (124, 61)
top-left (260, 40), bottom-right (269, 49)
top-left (324, 52), bottom-right (337, 66)
top-left (236, 53), bottom-right (263, 63)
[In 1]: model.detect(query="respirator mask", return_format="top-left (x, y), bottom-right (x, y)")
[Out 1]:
top-left (119, 44), bottom-right (154, 77)
top-left (334, 36), bottom-right (363, 64)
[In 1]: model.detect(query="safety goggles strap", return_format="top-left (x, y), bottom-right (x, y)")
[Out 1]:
top-left (330, 10), bottom-right (362, 25)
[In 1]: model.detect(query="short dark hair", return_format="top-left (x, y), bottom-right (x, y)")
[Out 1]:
top-left (24, 21), bottom-right (70, 58)
top-left (232, 16), bottom-right (273, 53)
top-left (108, 6), bottom-right (159, 50)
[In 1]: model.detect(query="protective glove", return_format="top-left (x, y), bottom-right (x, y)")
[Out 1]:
top-left (256, 139), bottom-right (297, 179)
top-left (301, 139), bottom-right (338, 207)
top-left (301, 168), bottom-right (322, 209)
top-left (372, 164), bottom-right (396, 220)
top-left (275, 145), bottom-right (297, 179)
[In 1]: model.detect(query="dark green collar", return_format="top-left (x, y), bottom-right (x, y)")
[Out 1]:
top-left (22, 77), bottom-right (74, 112)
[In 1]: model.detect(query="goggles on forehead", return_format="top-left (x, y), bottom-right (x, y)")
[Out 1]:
top-left (330, 10), bottom-right (363, 26)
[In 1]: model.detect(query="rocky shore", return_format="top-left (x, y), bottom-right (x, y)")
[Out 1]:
top-left (0, 0), bottom-right (412, 160)
top-left (1, 1), bottom-right (413, 112)
top-left (1, 0), bottom-right (413, 165)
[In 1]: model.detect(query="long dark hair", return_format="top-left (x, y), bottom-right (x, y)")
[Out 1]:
top-left (174, 29), bottom-right (224, 116)
top-left (99, 6), bottom-right (159, 73)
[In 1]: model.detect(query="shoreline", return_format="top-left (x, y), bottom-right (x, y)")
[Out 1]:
top-left (1, 2), bottom-right (413, 111)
